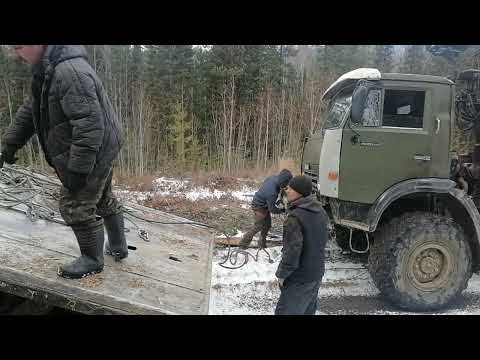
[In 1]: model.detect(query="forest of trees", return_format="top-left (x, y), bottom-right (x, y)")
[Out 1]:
top-left (1, 45), bottom-right (479, 177)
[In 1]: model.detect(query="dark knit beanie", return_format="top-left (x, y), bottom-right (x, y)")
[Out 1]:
top-left (288, 175), bottom-right (313, 197)
top-left (277, 169), bottom-right (293, 188)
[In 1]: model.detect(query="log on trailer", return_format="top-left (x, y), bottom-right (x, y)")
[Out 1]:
top-left (0, 167), bottom-right (213, 315)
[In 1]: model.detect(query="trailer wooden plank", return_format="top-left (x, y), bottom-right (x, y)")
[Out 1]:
top-left (0, 204), bottom-right (213, 315)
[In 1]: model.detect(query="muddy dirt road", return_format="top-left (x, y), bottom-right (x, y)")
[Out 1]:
top-left (119, 177), bottom-right (480, 315)
top-left (210, 240), bottom-right (480, 315)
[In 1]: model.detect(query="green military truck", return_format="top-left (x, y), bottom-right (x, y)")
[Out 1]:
top-left (302, 67), bottom-right (480, 311)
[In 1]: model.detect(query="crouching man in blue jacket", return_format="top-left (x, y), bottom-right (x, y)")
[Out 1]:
top-left (239, 169), bottom-right (292, 249)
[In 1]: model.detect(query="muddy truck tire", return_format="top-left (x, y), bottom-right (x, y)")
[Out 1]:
top-left (369, 212), bottom-right (472, 311)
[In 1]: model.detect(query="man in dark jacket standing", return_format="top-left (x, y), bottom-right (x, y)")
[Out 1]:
top-left (275, 175), bottom-right (328, 315)
top-left (0, 45), bottom-right (128, 279)
top-left (239, 169), bottom-right (292, 249)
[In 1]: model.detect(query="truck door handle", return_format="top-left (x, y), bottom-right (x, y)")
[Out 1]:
top-left (414, 155), bottom-right (431, 161)
top-left (435, 117), bottom-right (440, 134)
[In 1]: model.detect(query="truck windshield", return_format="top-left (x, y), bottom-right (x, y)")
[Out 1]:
top-left (323, 94), bottom-right (352, 130)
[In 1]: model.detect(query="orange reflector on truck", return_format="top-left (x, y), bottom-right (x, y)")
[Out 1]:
top-left (328, 171), bottom-right (338, 181)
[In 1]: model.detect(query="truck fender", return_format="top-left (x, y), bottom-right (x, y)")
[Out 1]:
top-left (367, 179), bottom-right (480, 245)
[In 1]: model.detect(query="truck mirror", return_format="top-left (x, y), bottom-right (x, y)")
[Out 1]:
top-left (351, 85), bottom-right (368, 124)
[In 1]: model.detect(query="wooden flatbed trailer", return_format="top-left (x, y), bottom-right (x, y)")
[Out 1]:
top-left (0, 201), bottom-right (214, 315)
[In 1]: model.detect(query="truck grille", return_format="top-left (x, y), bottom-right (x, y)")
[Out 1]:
top-left (304, 170), bottom-right (318, 182)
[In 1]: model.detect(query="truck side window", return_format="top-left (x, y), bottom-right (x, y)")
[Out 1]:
top-left (382, 90), bottom-right (425, 128)
top-left (361, 89), bottom-right (382, 127)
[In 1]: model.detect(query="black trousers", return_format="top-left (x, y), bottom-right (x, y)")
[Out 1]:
top-left (275, 279), bottom-right (322, 315)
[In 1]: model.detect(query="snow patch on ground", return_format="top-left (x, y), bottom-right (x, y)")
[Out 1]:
top-left (118, 177), bottom-right (257, 204)
top-left (464, 274), bottom-right (480, 294)
top-left (116, 189), bottom-right (153, 203)
top-left (216, 230), bottom-right (245, 239)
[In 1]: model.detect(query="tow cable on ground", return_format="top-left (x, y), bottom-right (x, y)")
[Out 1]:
top-left (0, 165), bottom-right (272, 269)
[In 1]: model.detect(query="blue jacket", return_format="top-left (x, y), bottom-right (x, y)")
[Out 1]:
top-left (251, 170), bottom-right (292, 214)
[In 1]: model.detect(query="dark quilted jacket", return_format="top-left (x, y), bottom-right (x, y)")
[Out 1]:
top-left (2, 45), bottom-right (123, 181)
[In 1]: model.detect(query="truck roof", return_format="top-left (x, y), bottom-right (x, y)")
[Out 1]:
top-left (381, 72), bottom-right (454, 85)
top-left (322, 68), bottom-right (453, 101)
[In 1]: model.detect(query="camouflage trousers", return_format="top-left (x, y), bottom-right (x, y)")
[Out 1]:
top-left (58, 166), bottom-right (122, 226)
top-left (239, 207), bottom-right (271, 249)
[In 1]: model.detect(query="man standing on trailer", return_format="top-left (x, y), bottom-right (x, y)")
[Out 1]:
top-left (0, 45), bottom-right (128, 279)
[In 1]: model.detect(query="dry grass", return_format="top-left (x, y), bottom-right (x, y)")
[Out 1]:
top-left (79, 274), bottom-right (104, 288)
top-left (191, 171), bottom-right (240, 191)
top-left (142, 194), bottom-right (258, 236)
top-left (277, 158), bottom-right (300, 176)
top-left (113, 158), bottom-right (298, 238)
top-left (237, 157), bottom-right (300, 180)
top-left (113, 157), bottom-right (300, 191)
top-left (190, 158), bottom-right (300, 188)
top-left (142, 193), bottom-right (285, 239)
top-left (144, 194), bottom-right (235, 224)
top-left (115, 174), bottom-right (157, 192)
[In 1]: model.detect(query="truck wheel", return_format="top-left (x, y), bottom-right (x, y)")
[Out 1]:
top-left (369, 212), bottom-right (472, 311)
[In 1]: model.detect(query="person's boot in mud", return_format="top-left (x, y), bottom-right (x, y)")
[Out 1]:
top-left (58, 218), bottom-right (105, 279)
top-left (104, 211), bottom-right (128, 261)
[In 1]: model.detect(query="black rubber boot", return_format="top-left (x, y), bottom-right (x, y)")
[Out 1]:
top-left (58, 218), bottom-right (105, 279)
top-left (104, 212), bottom-right (128, 261)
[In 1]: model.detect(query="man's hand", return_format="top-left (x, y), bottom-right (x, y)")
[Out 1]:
top-left (275, 196), bottom-right (285, 211)
top-left (275, 189), bottom-right (288, 212)
top-left (64, 171), bottom-right (88, 192)
top-left (277, 277), bottom-right (285, 288)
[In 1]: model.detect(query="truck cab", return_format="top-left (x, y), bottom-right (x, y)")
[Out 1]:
top-left (303, 68), bottom-right (480, 311)
top-left (304, 68), bottom-right (455, 211)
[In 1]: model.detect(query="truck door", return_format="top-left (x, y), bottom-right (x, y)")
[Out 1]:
top-left (339, 82), bottom-right (434, 204)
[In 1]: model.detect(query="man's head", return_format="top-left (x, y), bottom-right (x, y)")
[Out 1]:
top-left (277, 169), bottom-right (293, 189)
top-left (286, 175), bottom-right (313, 203)
top-left (8, 45), bottom-right (46, 64)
